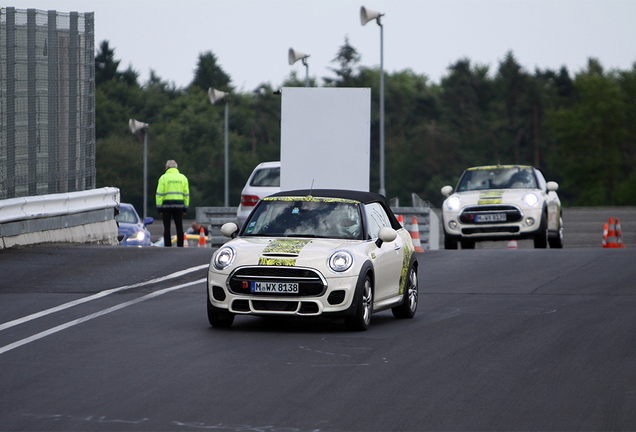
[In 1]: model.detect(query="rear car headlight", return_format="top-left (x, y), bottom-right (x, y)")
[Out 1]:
top-left (522, 193), bottom-right (539, 207)
top-left (446, 196), bottom-right (461, 212)
top-left (213, 246), bottom-right (236, 270)
top-left (241, 195), bottom-right (260, 207)
top-left (328, 250), bottom-right (353, 273)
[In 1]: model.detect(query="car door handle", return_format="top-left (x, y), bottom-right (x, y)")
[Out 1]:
top-left (394, 245), bottom-right (401, 251)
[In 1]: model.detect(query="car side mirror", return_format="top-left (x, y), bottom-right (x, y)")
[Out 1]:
top-left (547, 181), bottom-right (559, 192)
top-left (441, 185), bottom-right (453, 197)
top-left (220, 222), bottom-right (239, 239)
top-left (375, 226), bottom-right (398, 248)
top-left (143, 217), bottom-right (154, 226)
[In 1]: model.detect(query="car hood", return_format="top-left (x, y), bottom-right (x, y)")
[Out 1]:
top-left (118, 222), bottom-right (144, 236)
top-left (224, 237), bottom-right (359, 268)
top-left (452, 189), bottom-right (538, 206)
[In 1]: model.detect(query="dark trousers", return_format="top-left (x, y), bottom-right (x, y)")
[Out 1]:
top-left (162, 208), bottom-right (184, 247)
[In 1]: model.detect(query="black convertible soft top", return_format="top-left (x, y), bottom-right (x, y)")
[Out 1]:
top-left (267, 189), bottom-right (401, 230)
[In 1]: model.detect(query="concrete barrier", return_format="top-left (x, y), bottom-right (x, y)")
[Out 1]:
top-left (0, 187), bottom-right (120, 249)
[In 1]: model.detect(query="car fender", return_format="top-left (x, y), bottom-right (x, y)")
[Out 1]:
top-left (339, 260), bottom-right (374, 317)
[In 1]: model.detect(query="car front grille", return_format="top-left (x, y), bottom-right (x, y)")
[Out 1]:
top-left (228, 266), bottom-right (326, 297)
top-left (462, 226), bottom-right (520, 235)
top-left (459, 205), bottom-right (522, 225)
top-left (252, 300), bottom-right (299, 312)
top-left (230, 299), bottom-right (320, 315)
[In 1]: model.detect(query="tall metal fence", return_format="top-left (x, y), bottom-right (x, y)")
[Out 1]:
top-left (0, 7), bottom-right (95, 200)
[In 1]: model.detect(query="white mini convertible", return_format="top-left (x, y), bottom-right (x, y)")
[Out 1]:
top-left (207, 189), bottom-right (418, 331)
top-left (441, 165), bottom-right (563, 249)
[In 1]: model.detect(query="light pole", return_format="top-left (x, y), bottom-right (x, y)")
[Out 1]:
top-left (360, 6), bottom-right (385, 196)
top-left (129, 118), bottom-right (149, 219)
top-left (208, 88), bottom-right (230, 207)
top-left (288, 48), bottom-right (310, 87)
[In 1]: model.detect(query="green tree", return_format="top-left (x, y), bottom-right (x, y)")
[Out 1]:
top-left (95, 40), bottom-right (120, 85)
top-left (94, 40), bottom-right (636, 210)
top-left (324, 36), bottom-right (361, 87)
top-left (548, 60), bottom-right (627, 205)
top-left (493, 51), bottom-right (531, 164)
top-left (190, 51), bottom-right (232, 92)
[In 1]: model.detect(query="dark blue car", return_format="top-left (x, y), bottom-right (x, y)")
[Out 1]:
top-left (115, 203), bottom-right (153, 247)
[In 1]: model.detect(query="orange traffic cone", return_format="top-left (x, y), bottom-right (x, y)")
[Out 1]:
top-left (198, 227), bottom-right (207, 248)
top-left (602, 223), bottom-right (608, 247)
top-left (398, 214), bottom-right (404, 228)
top-left (183, 233), bottom-right (189, 247)
top-left (615, 218), bottom-right (626, 248)
top-left (603, 217), bottom-right (618, 248)
top-left (410, 216), bottom-right (424, 252)
top-left (507, 240), bottom-right (518, 249)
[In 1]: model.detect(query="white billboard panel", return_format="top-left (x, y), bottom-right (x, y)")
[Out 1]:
top-left (280, 87), bottom-right (370, 192)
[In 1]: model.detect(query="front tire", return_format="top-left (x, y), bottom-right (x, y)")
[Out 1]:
top-left (549, 214), bottom-right (564, 249)
top-left (534, 211), bottom-right (548, 249)
top-left (392, 265), bottom-right (418, 319)
top-left (207, 298), bottom-right (235, 328)
top-left (461, 239), bottom-right (475, 249)
top-left (444, 234), bottom-right (458, 250)
top-left (345, 274), bottom-right (373, 331)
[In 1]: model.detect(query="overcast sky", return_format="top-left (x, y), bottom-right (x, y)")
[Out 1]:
top-left (9, 0), bottom-right (636, 92)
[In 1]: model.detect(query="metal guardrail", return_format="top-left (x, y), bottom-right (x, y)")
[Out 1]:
top-left (195, 207), bottom-right (239, 246)
top-left (196, 194), bottom-right (440, 249)
top-left (0, 187), bottom-right (120, 249)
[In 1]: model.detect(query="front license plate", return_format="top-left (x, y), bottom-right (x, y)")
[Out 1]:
top-left (475, 213), bottom-right (507, 223)
top-left (251, 281), bottom-right (299, 294)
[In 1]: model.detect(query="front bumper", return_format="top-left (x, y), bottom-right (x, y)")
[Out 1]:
top-left (443, 205), bottom-right (543, 241)
top-left (208, 265), bottom-right (359, 317)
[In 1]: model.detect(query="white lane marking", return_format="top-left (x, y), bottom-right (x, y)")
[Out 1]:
top-left (0, 264), bottom-right (208, 332)
top-left (0, 278), bottom-right (206, 356)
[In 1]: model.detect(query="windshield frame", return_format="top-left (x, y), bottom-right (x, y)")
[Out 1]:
top-left (115, 206), bottom-right (140, 224)
top-left (240, 196), bottom-right (365, 240)
top-left (456, 166), bottom-right (538, 192)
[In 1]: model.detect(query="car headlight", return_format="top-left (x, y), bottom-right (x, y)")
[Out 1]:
top-left (130, 231), bottom-right (146, 241)
top-left (522, 193), bottom-right (539, 207)
top-left (446, 196), bottom-right (461, 212)
top-left (328, 250), bottom-right (353, 273)
top-left (213, 246), bottom-right (236, 270)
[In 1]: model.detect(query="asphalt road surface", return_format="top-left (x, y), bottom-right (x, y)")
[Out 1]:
top-left (1, 244), bottom-right (636, 431)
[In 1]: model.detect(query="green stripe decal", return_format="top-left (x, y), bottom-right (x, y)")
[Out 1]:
top-left (262, 239), bottom-right (311, 255)
top-left (263, 196), bottom-right (359, 204)
top-left (478, 190), bottom-right (503, 205)
top-left (258, 258), bottom-right (297, 266)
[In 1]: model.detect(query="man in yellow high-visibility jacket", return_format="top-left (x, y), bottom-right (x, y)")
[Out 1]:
top-left (156, 160), bottom-right (189, 247)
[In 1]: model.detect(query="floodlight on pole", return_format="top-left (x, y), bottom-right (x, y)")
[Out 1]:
top-left (360, 5), bottom-right (386, 197)
top-left (208, 87), bottom-right (230, 207)
top-left (129, 118), bottom-right (149, 220)
top-left (288, 48), bottom-right (310, 87)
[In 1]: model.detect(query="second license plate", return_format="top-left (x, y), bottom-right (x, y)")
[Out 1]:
top-left (475, 213), bottom-right (507, 223)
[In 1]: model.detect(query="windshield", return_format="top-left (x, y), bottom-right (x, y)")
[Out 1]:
top-left (115, 206), bottom-right (139, 224)
top-left (457, 167), bottom-right (537, 191)
top-left (242, 198), bottom-right (363, 240)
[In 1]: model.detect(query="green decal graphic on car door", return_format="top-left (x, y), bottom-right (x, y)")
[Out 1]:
top-left (397, 229), bottom-right (414, 294)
